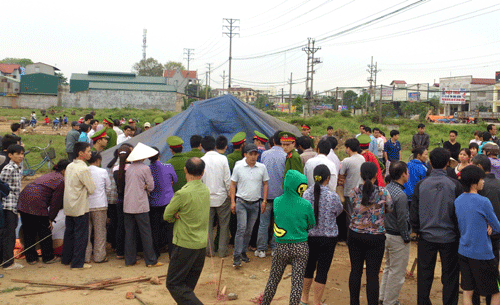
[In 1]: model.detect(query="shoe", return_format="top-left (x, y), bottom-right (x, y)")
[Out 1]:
top-left (44, 257), bottom-right (61, 264)
top-left (254, 250), bottom-right (266, 258)
top-left (233, 256), bottom-right (241, 268)
top-left (27, 260), bottom-right (38, 265)
top-left (241, 252), bottom-right (250, 263)
top-left (116, 255), bottom-right (125, 260)
top-left (71, 263), bottom-right (92, 270)
top-left (4, 262), bottom-right (24, 270)
top-left (147, 262), bottom-right (164, 268)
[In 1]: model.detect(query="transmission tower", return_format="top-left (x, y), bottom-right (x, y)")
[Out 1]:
top-left (302, 38), bottom-right (321, 116)
top-left (366, 56), bottom-right (380, 110)
top-left (223, 18), bottom-right (239, 94)
top-left (183, 48), bottom-right (194, 72)
top-left (142, 29), bottom-right (147, 60)
top-left (206, 63), bottom-right (213, 87)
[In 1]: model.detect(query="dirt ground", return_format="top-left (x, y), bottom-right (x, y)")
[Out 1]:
top-left (0, 241), bottom-right (468, 305)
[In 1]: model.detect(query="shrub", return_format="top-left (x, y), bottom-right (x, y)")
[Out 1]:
top-left (340, 110), bottom-right (351, 117)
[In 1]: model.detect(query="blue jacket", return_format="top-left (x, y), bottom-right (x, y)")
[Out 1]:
top-left (404, 159), bottom-right (428, 201)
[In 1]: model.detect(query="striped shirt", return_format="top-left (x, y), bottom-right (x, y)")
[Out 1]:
top-left (0, 161), bottom-right (22, 214)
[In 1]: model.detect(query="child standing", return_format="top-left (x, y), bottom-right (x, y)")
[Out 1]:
top-left (0, 145), bottom-right (24, 270)
top-left (455, 165), bottom-right (500, 304)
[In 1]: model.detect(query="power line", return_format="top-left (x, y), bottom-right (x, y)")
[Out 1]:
top-left (223, 18), bottom-right (240, 93)
top-left (243, 0), bottom-right (312, 31)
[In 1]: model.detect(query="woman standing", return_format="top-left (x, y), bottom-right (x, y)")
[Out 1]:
top-left (301, 165), bottom-right (343, 305)
top-left (261, 169), bottom-right (316, 305)
top-left (404, 147), bottom-right (428, 202)
top-left (148, 147), bottom-right (177, 258)
top-left (113, 144), bottom-right (133, 259)
top-left (17, 159), bottom-right (70, 264)
top-left (348, 162), bottom-right (393, 305)
top-left (455, 148), bottom-right (471, 175)
top-left (123, 143), bottom-right (163, 267)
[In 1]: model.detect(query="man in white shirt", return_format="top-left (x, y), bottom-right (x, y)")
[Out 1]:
top-left (373, 128), bottom-right (385, 161)
top-left (117, 125), bottom-right (134, 145)
top-left (326, 137), bottom-right (341, 176)
top-left (200, 136), bottom-right (231, 258)
top-left (304, 139), bottom-right (337, 191)
top-left (85, 152), bottom-right (111, 263)
top-left (230, 143), bottom-right (269, 268)
top-left (113, 119), bottom-right (124, 137)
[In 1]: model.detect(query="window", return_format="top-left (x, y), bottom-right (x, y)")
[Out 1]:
top-left (477, 91), bottom-right (486, 97)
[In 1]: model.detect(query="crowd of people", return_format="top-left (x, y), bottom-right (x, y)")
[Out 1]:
top-left (1, 113), bottom-right (500, 305)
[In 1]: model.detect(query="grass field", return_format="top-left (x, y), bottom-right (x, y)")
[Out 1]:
top-left (11, 107), bottom-right (487, 175)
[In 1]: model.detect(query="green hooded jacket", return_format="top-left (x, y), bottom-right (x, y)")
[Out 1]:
top-left (273, 169), bottom-right (315, 244)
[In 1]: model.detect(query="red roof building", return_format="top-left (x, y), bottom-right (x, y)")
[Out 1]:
top-left (0, 64), bottom-right (21, 75)
top-left (163, 70), bottom-right (197, 79)
top-left (471, 78), bottom-right (496, 85)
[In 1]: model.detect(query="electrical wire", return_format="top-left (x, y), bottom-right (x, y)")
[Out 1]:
top-left (243, 0), bottom-right (312, 31)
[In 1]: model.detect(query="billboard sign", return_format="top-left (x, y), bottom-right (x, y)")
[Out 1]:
top-left (408, 92), bottom-right (421, 101)
top-left (338, 105), bottom-right (348, 111)
top-left (312, 104), bottom-right (333, 110)
top-left (440, 88), bottom-right (467, 104)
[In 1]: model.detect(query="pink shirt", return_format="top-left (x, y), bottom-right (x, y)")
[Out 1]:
top-left (124, 162), bottom-right (154, 214)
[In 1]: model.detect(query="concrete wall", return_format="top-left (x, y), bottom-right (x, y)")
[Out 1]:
top-left (0, 89), bottom-right (181, 111)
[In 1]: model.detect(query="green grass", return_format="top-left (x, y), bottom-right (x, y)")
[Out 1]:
top-left (0, 286), bottom-right (25, 293)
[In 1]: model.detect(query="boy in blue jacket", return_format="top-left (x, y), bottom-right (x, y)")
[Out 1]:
top-left (455, 165), bottom-right (500, 304)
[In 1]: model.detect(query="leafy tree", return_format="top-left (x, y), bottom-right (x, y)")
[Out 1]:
top-left (182, 97), bottom-right (197, 110)
top-left (343, 90), bottom-right (358, 107)
top-left (55, 72), bottom-right (68, 85)
top-left (292, 96), bottom-right (305, 111)
top-left (428, 96), bottom-right (443, 113)
top-left (185, 83), bottom-right (201, 97)
top-left (0, 58), bottom-right (33, 67)
top-left (201, 85), bottom-right (213, 99)
top-left (400, 102), bottom-right (427, 118)
top-left (132, 58), bottom-right (164, 76)
top-left (254, 94), bottom-right (269, 109)
top-left (355, 92), bottom-right (370, 109)
top-left (164, 61), bottom-right (186, 71)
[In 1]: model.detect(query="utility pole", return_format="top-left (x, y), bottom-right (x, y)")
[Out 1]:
top-left (379, 84), bottom-right (383, 123)
top-left (367, 56), bottom-right (380, 111)
top-left (205, 71), bottom-right (209, 99)
top-left (220, 70), bottom-right (227, 91)
top-left (302, 38), bottom-right (321, 116)
top-left (142, 29), bottom-right (147, 60)
top-left (183, 48), bottom-right (194, 71)
top-left (206, 63), bottom-right (213, 87)
top-left (223, 18), bottom-right (239, 94)
top-left (289, 72), bottom-right (293, 113)
top-left (281, 88), bottom-right (284, 104)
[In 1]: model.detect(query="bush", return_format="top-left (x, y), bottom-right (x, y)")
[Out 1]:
top-left (322, 111), bottom-right (336, 118)
top-left (340, 110), bottom-right (351, 117)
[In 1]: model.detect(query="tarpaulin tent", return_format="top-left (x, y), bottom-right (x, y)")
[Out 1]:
top-left (101, 94), bottom-right (301, 165)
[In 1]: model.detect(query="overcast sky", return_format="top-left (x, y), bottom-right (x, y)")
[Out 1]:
top-left (3, 0), bottom-right (500, 94)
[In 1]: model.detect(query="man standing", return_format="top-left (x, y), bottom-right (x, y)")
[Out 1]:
top-left (363, 127), bottom-right (378, 157)
top-left (255, 131), bottom-right (286, 258)
top-left (129, 119), bottom-right (143, 136)
top-left (90, 129), bottom-right (109, 153)
top-left (65, 121), bottom-right (80, 161)
top-left (443, 130), bottom-right (461, 161)
top-left (227, 132), bottom-right (246, 172)
top-left (326, 137), bottom-right (341, 176)
top-left (253, 131), bottom-right (268, 162)
top-left (303, 139), bottom-right (337, 191)
top-left (102, 119), bottom-right (117, 150)
top-left (113, 119), bottom-right (124, 137)
top-left (62, 142), bottom-right (96, 269)
top-left (412, 124), bottom-right (430, 150)
top-left (185, 135), bottom-right (205, 158)
top-left (373, 128), bottom-right (385, 162)
top-left (356, 125), bottom-right (365, 138)
top-left (487, 124), bottom-right (500, 146)
top-left (200, 136), bottom-right (231, 258)
top-left (117, 125), bottom-right (134, 145)
top-left (87, 119), bottom-right (98, 140)
top-left (230, 144), bottom-right (269, 268)
top-left (298, 136), bottom-right (317, 166)
top-left (321, 126), bottom-right (335, 140)
top-left (379, 161), bottom-right (411, 305)
top-left (166, 136), bottom-right (189, 193)
top-left (384, 130), bottom-right (401, 176)
top-left (411, 147), bottom-right (463, 305)
top-left (164, 157), bottom-right (210, 305)
top-left (301, 125), bottom-right (315, 149)
top-left (280, 132), bottom-right (303, 175)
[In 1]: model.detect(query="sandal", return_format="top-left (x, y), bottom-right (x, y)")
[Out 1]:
top-left (45, 257), bottom-right (61, 264)
top-left (116, 255), bottom-right (125, 260)
top-left (95, 257), bottom-right (109, 263)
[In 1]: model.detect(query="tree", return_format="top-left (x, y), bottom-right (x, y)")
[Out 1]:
top-left (55, 72), bottom-right (68, 85)
top-left (343, 90), bottom-right (358, 107)
top-left (132, 58), bottom-right (164, 76)
top-left (0, 58), bottom-right (33, 67)
top-left (164, 61), bottom-right (186, 71)
top-left (201, 85), bottom-right (213, 99)
top-left (355, 92), bottom-right (370, 109)
top-left (254, 94), bottom-right (269, 109)
top-left (185, 83), bottom-right (201, 97)
top-left (292, 96), bottom-right (305, 112)
top-left (400, 102), bottom-right (427, 118)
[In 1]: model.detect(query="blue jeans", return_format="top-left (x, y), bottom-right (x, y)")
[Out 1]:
top-left (256, 201), bottom-right (275, 252)
top-left (233, 198), bottom-right (260, 257)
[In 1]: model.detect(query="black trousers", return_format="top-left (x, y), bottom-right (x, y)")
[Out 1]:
top-left (472, 235), bottom-right (500, 305)
top-left (417, 238), bottom-right (459, 305)
top-left (115, 199), bottom-right (125, 256)
top-left (1, 210), bottom-right (18, 268)
top-left (19, 212), bottom-right (54, 263)
top-left (305, 236), bottom-right (338, 284)
top-left (106, 204), bottom-right (117, 249)
top-left (149, 206), bottom-right (173, 258)
top-left (347, 230), bottom-right (386, 305)
top-left (166, 245), bottom-right (206, 305)
top-left (61, 213), bottom-right (89, 268)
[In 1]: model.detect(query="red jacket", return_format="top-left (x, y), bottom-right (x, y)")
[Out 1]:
top-left (362, 151), bottom-right (385, 187)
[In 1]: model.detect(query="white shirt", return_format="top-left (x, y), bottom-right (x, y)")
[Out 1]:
top-left (231, 161), bottom-right (269, 202)
top-left (87, 165), bottom-right (111, 210)
top-left (303, 154), bottom-right (337, 192)
top-left (113, 126), bottom-right (124, 136)
top-left (201, 151), bottom-right (231, 207)
top-left (376, 137), bottom-right (384, 158)
top-left (117, 134), bottom-right (131, 145)
top-left (327, 149), bottom-right (341, 176)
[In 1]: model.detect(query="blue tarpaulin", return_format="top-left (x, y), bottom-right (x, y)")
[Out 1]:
top-left (101, 95), bottom-right (301, 165)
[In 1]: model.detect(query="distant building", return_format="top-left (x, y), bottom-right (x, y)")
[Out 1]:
top-left (229, 87), bottom-right (256, 103)
top-left (0, 64), bottom-right (21, 95)
top-left (163, 69), bottom-right (197, 94)
top-left (439, 76), bottom-right (495, 115)
top-left (25, 62), bottom-right (59, 76)
top-left (20, 63), bottom-right (61, 95)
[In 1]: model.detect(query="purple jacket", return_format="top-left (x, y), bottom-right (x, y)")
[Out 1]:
top-left (149, 161), bottom-right (177, 207)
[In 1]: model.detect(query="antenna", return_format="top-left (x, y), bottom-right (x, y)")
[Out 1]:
top-left (142, 29), bottom-right (147, 60)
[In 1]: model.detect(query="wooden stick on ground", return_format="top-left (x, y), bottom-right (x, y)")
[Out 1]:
top-left (89, 275), bottom-right (167, 290)
top-left (217, 258), bottom-right (224, 297)
top-left (134, 293), bottom-right (147, 305)
top-left (15, 277), bottom-right (122, 297)
top-left (410, 258), bottom-right (418, 275)
top-left (11, 279), bottom-right (112, 290)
